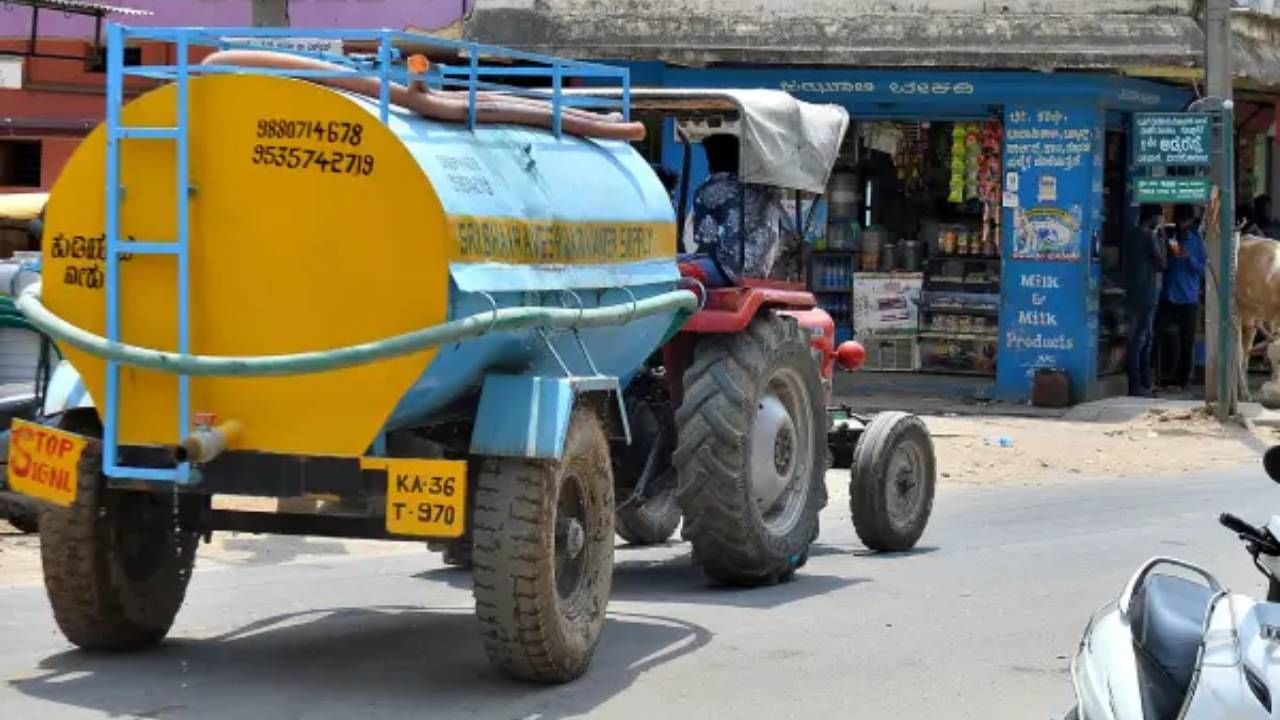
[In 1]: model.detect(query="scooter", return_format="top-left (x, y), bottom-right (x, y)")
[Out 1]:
top-left (1067, 446), bottom-right (1280, 719)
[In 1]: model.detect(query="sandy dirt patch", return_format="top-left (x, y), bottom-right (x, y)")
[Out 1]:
top-left (926, 407), bottom-right (1263, 486)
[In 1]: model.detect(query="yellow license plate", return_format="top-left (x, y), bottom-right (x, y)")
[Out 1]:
top-left (362, 458), bottom-right (467, 538)
top-left (6, 419), bottom-right (87, 508)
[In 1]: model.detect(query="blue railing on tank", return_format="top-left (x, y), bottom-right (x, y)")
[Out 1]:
top-left (98, 24), bottom-right (632, 483)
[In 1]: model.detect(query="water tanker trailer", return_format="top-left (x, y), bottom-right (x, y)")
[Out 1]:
top-left (6, 26), bottom-right (936, 684)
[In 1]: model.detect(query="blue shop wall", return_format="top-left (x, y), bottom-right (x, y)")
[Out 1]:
top-left (600, 62), bottom-right (1190, 402)
top-left (997, 105), bottom-right (1105, 403)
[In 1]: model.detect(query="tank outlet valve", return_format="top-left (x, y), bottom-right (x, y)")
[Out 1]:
top-left (175, 419), bottom-right (242, 464)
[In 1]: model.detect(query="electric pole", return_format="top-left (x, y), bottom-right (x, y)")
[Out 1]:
top-left (1203, 0), bottom-right (1237, 419)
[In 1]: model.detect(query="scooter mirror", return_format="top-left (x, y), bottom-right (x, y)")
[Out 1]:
top-left (1265, 445), bottom-right (1280, 483)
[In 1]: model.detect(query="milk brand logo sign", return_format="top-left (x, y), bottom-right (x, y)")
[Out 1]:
top-left (1012, 207), bottom-right (1081, 261)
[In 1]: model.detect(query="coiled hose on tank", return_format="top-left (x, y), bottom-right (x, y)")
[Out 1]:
top-left (14, 283), bottom-right (695, 377)
top-left (200, 50), bottom-right (647, 142)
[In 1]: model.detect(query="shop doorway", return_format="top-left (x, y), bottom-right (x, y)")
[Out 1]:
top-left (812, 117), bottom-right (1003, 394)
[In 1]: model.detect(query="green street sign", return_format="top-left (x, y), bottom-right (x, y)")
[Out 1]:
top-left (1132, 113), bottom-right (1213, 167)
top-left (1134, 176), bottom-right (1213, 204)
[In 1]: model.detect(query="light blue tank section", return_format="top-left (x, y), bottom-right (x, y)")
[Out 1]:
top-left (342, 100), bottom-right (680, 438)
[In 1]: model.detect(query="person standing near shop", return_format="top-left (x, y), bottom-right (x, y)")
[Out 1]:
top-left (1157, 205), bottom-right (1206, 391)
top-left (1125, 204), bottom-right (1168, 397)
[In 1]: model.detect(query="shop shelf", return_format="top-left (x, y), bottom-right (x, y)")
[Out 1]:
top-left (921, 305), bottom-right (1000, 316)
top-left (918, 331), bottom-right (999, 341)
top-left (859, 335), bottom-right (921, 372)
top-left (927, 255), bottom-right (1001, 263)
top-left (918, 333), bottom-right (998, 376)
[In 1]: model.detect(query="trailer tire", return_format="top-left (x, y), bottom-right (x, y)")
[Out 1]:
top-left (830, 446), bottom-right (854, 470)
top-left (849, 412), bottom-right (936, 552)
top-left (471, 405), bottom-right (614, 683)
top-left (441, 541), bottom-right (472, 568)
top-left (7, 509), bottom-right (38, 534)
top-left (40, 414), bottom-right (199, 651)
top-left (674, 315), bottom-right (825, 586)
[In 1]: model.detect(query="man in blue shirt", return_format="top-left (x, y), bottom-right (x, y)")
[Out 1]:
top-left (1156, 204), bottom-right (1206, 390)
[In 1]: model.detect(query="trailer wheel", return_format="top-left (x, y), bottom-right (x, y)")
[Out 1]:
top-left (471, 405), bottom-right (615, 683)
top-left (40, 414), bottom-right (200, 651)
top-left (849, 412), bottom-right (936, 552)
top-left (7, 509), bottom-right (38, 534)
top-left (674, 315), bottom-right (825, 586)
top-left (441, 541), bottom-right (472, 568)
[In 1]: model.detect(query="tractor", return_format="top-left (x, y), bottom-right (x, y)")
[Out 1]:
top-left (438, 89), bottom-right (939, 584)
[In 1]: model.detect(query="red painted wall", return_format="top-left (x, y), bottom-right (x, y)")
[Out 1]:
top-left (0, 38), bottom-right (186, 190)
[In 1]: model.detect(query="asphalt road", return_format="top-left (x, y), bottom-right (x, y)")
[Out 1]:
top-left (1, 464), bottom-right (1276, 720)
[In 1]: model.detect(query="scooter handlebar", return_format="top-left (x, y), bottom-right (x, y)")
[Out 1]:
top-left (1220, 512), bottom-right (1263, 540)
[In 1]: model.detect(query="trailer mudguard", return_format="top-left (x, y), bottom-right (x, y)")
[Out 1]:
top-left (470, 374), bottom-right (629, 460)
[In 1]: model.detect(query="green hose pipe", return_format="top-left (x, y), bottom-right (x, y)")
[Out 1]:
top-left (16, 283), bottom-right (696, 378)
top-left (0, 315), bottom-right (39, 334)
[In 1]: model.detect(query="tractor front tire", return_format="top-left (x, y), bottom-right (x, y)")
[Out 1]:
top-left (471, 405), bottom-right (615, 683)
top-left (674, 315), bottom-right (826, 586)
top-left (40, 429), bottom-right (199, 651)
top-left (849, 412), bottom-right (936, 552)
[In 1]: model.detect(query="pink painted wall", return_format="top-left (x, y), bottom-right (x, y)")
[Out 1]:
top-left (0, 0), bottom-right (475, 38)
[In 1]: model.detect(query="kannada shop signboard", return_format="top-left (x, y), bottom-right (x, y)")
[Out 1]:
top-left (1134, 177), bottom-right (1213, 204)
top-left (1132, 113), bottom-right (1213, 167)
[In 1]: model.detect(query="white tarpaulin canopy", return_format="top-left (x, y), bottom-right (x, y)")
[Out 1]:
top-left (567, 87), bottom-right (851, 194)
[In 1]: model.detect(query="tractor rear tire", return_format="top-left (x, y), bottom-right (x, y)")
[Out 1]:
top-left (471, 405), bottom-right (615, 683)
top-left (40, 415), bottom-right (199, 651)
top-left (849, 412), bottom-right (936, 552)
top-left (674, 315), bottom-right (826, 586)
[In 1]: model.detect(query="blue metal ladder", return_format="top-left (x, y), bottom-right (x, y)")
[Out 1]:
top-left (101, 24), bottom-right (192, 482)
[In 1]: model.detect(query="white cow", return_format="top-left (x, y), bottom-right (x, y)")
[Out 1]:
top-left (1235, 234), bottom-right (1280, 402)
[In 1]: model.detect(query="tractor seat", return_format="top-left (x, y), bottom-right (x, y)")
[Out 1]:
top-left (678, 253), bottom-right (733, 289)
top-left (1129, 573), bottom-right (1215, 720)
